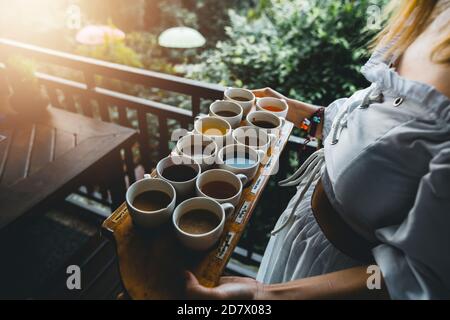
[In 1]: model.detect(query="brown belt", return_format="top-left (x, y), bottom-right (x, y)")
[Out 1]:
top-left (311, 179), bottom-right (376, 264)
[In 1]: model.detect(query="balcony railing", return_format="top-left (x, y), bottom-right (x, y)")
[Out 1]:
top-left (0, 38), bottom-right (313, 276)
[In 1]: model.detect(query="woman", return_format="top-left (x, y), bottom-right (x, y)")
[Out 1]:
top-left (186, 0), bottom-right (450, 299)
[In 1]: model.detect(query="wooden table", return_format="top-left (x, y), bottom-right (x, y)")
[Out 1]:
top-left (0, 107), bottom-right (137, 230)
top-left (102, 119), bottom-right (294, 299)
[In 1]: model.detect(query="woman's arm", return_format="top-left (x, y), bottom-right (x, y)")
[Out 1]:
top-left (261, 266), bottom-right (389, 300)
top-left (185, 266), bottom-right (390, 300)
top-left (252, 87), bottom-right (324, 137)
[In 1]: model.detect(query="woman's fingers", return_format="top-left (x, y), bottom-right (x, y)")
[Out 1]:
top-left (184, 272), bottom-right (259, 300)
top-left (252, 87), bottom-right (286, 100)
top-left (184, 271), bottom-right (223, 300)
top-left (252, 87), bottom-right (272, 98)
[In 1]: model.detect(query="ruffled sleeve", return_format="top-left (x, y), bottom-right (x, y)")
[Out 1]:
top-left (323, 98), bottom-right (347, 139)
top-left (372, 147), bottom-right (450, 299)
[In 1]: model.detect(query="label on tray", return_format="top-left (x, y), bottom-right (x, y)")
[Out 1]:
top-left (275, 138), bottom-right (282, 149)
top-left (216, 231), bottom-right (236, 260)
top-left (235, 201), bottom-right (251, 224)
top-left (251, 176), bottom-right (264, 194)
top-left (112, 206), bottom-right (127, 223)
top-left (263, 156), bottom-right (273, 172)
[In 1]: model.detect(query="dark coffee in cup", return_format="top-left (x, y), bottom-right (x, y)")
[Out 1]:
top-left (201, 181), bottom-right (238, 199)
top-left (178, 209), bottom-right (221, 235)
top-left (132, 190), bottom-right (172, 211)
top-left (126, 177), bottom-right (176, 228)
top-left (215, 110), bottom-right (238, 117)
top-left (183, 143), bottom-right (215, 157)
top-left (231, 96), bottom-right (251, 102)
top-left (251, 120), bottom-right (277, 129)
top-left (162, 165), bottom-right (198, 182)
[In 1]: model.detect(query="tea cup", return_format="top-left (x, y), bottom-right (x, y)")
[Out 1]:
top-left (224, 87), bottom-right (255, 116)
top-left (126, 175), bottom-right (176, 228)
top-left (209, 100), bottom-right (243, 128)
top-left (217, 144), bottom-right (264, 182)
top-left (246, 110), bottom-right (284, 137)
top-left (174, 134), bottom-right (217, 171)
top-left (232, 126), bottom-right (276, 157)
top-left (256, 97), bottom-right (289, 118)
top-left (196, 168), bottom-right (247, 208)
top-left (156, 155), bottom-right (201, 199)
top-left (172, 197), bottom-right (233, 251)
top-left (193, 115), bottom-right (233, 150)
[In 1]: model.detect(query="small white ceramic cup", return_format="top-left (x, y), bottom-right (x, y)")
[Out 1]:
top-left (174, 134), bottom-right (218, 171)
top-left (126, 175), bottom-right (176, 228)
top-left (224, 87), bottom-right (256, 116)
top-left (217, 144), bottom-right (264, 182)
top-left (209, 100), bottom-right (243, 128)
top-left (246, 110), bottom-right (284, 137)
top-left (193, 115), bottom-right (233, 151)
top-left (196, 168), bottom-right (247, 208)
top-left (232, 126), bottom-right (276, 156)
top-left (156, 155), bottom-right (201, 199)
top-left (172, 197), bottom-right (234, 251)
top-left (256, 97), bottom-right (289, 118)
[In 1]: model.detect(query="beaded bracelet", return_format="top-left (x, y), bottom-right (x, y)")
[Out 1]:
top-left (299, 107), bottom-right (325, 149)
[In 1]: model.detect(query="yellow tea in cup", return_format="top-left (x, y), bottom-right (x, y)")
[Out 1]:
top-left (201, 123), bottom-right (228, 136)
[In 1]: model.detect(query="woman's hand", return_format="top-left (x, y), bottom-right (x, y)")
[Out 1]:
top-left (185, 271), bottom-right (265, 300)
top-left (185, 266), bottom-right (389, 300)
top-left (252, 87), bottom-right (286, 99)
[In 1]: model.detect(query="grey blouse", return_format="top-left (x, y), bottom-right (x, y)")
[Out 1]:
top-left (321, 40), bottom-right (450, 299)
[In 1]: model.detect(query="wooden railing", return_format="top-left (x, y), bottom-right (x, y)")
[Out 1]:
top-left (0, 38), bottom-right (312, 273)
top-left (0, 38), bottom-right (226, 204)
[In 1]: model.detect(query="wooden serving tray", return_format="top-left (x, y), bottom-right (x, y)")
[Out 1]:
top-left (102, 120), bottom-right (294, 299)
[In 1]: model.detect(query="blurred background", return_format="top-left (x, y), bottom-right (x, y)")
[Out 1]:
top-left (0, 0), bottom-right (388, 104)
top-left (0, 0), bottom-right (388, 298)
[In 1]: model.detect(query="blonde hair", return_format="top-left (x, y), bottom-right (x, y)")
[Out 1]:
top-left (373, 0), bottom-right (450, 64)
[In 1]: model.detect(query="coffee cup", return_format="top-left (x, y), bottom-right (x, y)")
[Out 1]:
top-left (209, 100), bottom-right (243, 129)
top-left (256, 97), bottom-right (289, 118)
top-left (193, 116), bottom-right (233, 150)
top-left (156, 155), bottom-right (201, 199)
top-left (224, 87), bottom-right (255, 116)
top-left (196, 168), bottom-right (247, 208)
top-left (232, 126), bottom-right (276, 157)
top-left (217, 144), bottom-right (264, 182)
top-left (174, 134), bottom-right (217, 171)
top-left (126, 175), bottom-right (176, 228)
top-left (172, 197), bottom-right (233, 251)
top-left (246, 110), bottom-right (284, 137)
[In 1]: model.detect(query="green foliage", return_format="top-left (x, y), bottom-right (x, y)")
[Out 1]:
top-left (159, 1), bottom-right (198, 30)
top-left (6, 55), bottom-right (48, 113)
top-left (76, 38), bottom-right (143, 68)
top-left (125, 32), bottom-right (174, 73)
top-left (188, 0), bottom-right (252, 47)
top-left (188, 0), bottom-right (388, 106)
top-left (6, 55), bottom-right (39, 90)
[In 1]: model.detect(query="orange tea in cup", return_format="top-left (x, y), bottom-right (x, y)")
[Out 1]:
top-left (263, 105), bottom-right (283, 112)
